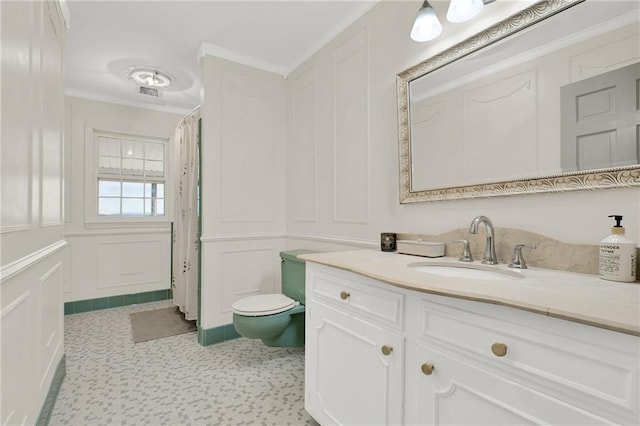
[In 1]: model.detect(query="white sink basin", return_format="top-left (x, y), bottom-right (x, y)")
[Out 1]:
top-left (409, 262), bottom-right (523, 281)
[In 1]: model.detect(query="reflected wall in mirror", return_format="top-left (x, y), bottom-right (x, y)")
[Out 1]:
top-left (397, 0), bottom-right (640, 203)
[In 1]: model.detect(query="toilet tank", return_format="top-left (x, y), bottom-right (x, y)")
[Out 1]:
top-left (280, 250), bottom-right (318, 305)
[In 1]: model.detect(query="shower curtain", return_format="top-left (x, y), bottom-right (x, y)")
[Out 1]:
top-left (171, 108), bottom-right (200, 321)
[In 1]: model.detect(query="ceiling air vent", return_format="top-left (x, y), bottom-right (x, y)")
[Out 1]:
top-left (136, 85), bottom-right (161, 97)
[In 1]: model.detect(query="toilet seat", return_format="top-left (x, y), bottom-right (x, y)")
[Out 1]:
top-left (232, 294), bottom-right (299, 317)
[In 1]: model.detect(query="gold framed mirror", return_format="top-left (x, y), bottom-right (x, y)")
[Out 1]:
top-left (397, 0), bottom-right (640, 203)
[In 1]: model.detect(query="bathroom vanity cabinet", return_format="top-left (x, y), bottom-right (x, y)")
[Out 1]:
top-left (304, 262), bottom-right (640, 426)
top-left (305, 264), bottom-right (406, 425)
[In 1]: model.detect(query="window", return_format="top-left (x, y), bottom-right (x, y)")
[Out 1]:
top-left (96, 134), bottom-right (166, 217)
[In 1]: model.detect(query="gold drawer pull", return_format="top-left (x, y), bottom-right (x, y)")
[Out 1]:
top-left (381, 345), bottom-right (393, 356)
top-left (421, 363), bottom-right (435, 375)
top-left (491, 342), bottom-right (508, 357)
top-left (340, 291), bottom-right (350, 300)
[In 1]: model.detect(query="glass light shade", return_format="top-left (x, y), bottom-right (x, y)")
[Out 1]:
top-left (410, 1), bottom-right (443, 42)
top-left (446, 0), bottom-right (484, 23)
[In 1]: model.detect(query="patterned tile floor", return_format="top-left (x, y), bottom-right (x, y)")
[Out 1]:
top-left (49, 301), bottom-right (318, 426)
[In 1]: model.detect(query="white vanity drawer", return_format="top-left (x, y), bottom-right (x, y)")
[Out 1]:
top-left (307, 264), bottom-right (404, 330)
top-left (415, 296), bottom-right (640, 422)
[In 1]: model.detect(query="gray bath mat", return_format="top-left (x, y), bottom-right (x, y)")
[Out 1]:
top-left (130, 306), bottom-right (196, 343)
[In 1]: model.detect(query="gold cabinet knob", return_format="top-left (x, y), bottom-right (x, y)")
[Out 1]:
top-left (340, 291), bottom-right (350, 300)
top-left (491, 342), bottom-right (508, 357)
top-left (421, 363), bottom-right (435, 375)
top-left (381, 345), bottom-right (393, 356)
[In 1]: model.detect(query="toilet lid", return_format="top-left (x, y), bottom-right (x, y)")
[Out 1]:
top-left (232, 294), bottom-right (298, 316)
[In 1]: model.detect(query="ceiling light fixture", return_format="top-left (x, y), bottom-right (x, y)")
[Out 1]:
top-left (124, 66), bottom-right (175, 97)
top-left (446, 0), bottom-right (484, 23)
top-left (410, 1), bottom-right (443, 42)
top-left (126, 66), bottom-right (175, 88)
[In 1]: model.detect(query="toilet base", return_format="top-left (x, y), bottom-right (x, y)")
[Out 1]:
top-left (233, 305), bottom-right (306, 348)
top-left (261, 310), bottom-right (305, 347)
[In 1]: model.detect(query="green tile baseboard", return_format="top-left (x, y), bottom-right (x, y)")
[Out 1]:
top-left (198, 323), bottom-right (241, 346)
top-left (36, 354), bottom-right (65, 426)
top-left (64, 289), bottom-right (172, 315)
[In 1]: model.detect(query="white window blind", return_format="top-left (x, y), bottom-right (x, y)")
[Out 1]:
top-left (96, 135), bottom-right (166, 217)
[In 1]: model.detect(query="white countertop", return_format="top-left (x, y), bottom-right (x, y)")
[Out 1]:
top-left (299, 249), bottom-right (640, 336)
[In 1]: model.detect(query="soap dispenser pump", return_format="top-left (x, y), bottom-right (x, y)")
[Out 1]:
top-left (599, 215), bottom-right (637, 282)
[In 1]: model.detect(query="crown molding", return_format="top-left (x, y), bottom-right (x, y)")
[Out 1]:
top-left (198, 1), bottom-right (380, 78)
top-left (197, 42), bottom-right (288, 76)
top-left (284, 0), bottom-right (379, 77)
top-left (64, 88), bottom-right (194, 116)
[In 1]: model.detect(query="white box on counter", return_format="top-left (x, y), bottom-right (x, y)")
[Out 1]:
top-left (396, 240), bottom-right (445, 257)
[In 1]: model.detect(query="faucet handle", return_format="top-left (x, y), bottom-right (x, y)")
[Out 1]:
top-left (453, 239), bottom-right (473, 262)
top-left (508, 244), bottom-right (536, 269)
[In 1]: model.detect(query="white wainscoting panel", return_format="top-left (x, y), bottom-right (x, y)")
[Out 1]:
top-left (65, 231), bottom-right (170, 302)
top-left (96, 240), bottom-right (164, 289)
top-left (1, 249), bottom-right (66, 425)
top-left (464, 69), bottom-right (538, 184)
top-left (292, 68), bottom-right (318, 223)
top-left (333, 28), bottom-right (369, 224)
top-left (1, 291), bottom-right (32, 426)
top-left (220, 71), bottom-right (275, 223)
top-left (199, 237), bottom-right (286, 329)
top-left (220, 247), bottom-right (278, 314)
top-left (409, 100), bottom-right (447, 190)
top-left (39, 262), bottom-right (63, 388)
top-left (1, 0), bottom-right (33, 233)
top-left (64, 100), bottom-right (73, 224)
top-left (1, 1), bottom-right (65, 423)
top-left (40, 4), bottom-right (64, 228)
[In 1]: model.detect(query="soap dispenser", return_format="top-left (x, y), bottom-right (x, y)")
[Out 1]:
top-left (599, 215), bottom-right (637, 282)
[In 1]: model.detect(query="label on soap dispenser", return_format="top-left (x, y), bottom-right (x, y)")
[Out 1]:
top-left (599, 215), bottom-right (637, 283)
top-left (599, 240), bottom-right (637, 282)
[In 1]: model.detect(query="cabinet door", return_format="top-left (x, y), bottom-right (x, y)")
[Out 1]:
top-left (405, 341), bottom-right (612, 426)
top-left (306, 301), bottom-right (404, 426)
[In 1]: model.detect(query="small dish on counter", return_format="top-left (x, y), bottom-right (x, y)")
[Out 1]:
top-left (396, 240), bottom-right (444, 257)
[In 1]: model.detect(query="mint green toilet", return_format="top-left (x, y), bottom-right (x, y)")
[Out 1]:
top-left (232, 250), bottom-right (316, 347)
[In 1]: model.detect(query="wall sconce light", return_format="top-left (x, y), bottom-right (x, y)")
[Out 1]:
top-left (447, 0), bottom-right (484, 23)
top-left (411, 0), bottom-right (495, 42)
top-left (410, 1), bottom-right (443, 42)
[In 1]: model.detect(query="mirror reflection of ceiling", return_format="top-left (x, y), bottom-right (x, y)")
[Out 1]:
top-left (410, 0), bottom-right (639, 102)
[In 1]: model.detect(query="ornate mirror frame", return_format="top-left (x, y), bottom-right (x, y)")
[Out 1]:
top-left (397, 0), bottom-right (640, 203)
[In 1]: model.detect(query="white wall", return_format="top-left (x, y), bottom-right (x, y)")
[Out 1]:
top-left (1, 0), bottom-right (67, 422)
top-left (196, 0), bottom-right (639, 331)
top-left (56, 0), bottom-right (635, 334)
top-left (64, 96), bottom-right (182, 302)
top-left (285, 0), bottom-right (640, 251)
top-left (199, 55), bottom-right (287, 329)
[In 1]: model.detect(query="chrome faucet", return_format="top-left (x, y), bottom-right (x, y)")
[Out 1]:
top-left (469, 215), bottom-right (498, 265)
